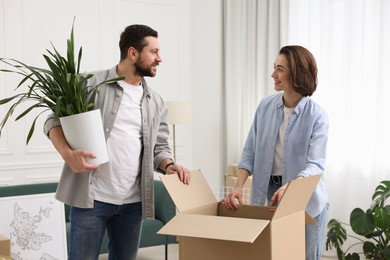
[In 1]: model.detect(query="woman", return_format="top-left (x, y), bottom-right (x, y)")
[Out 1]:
top-left (224, 45), bottom-right (329, 260)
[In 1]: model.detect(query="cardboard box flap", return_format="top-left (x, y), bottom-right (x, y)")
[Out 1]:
top-left (272, 174), bottom-right (321, 220)
top-left (306, 211), bottom-right (316, 224)
top-left (160, 169), bottom-right (217, 212)
top-left (158, 213), bottom-right (270, 243)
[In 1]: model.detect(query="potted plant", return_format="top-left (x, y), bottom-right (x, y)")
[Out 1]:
top-left (0, 20), bottom-right (122, 164)
top-left (326, 180), bottom-right (390, 260)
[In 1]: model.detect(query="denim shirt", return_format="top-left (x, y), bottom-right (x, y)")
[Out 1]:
top-left (43, 66), bottom-right (172, 219)
top-left (238, 93), bottom-right (329, 217)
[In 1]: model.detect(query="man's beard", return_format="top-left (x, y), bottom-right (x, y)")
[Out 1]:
top-left (134, 60), bottom-right (157, 77)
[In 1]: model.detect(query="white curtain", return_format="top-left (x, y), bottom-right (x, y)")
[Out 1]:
top-left (224, 0), bottom-right (390, 256)
top-left (223, 0), bottom-right (287, 165)
top-left (285, 0), bottom-right (390, 256)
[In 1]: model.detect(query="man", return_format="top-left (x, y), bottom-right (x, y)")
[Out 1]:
top-left (44, 24), bottom-right (190, 260)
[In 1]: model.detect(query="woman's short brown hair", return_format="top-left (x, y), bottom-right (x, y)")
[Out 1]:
top-left (279, 45), bottom-right (318, 96)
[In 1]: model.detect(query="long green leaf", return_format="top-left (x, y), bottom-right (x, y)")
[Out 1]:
top-left (26, 116), bottom-right (37, 144)
top-left (0, 94), bottom-right (24, 105)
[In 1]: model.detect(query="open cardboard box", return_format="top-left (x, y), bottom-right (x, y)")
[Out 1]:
top-left (158, 170), bottom-right (321, 260)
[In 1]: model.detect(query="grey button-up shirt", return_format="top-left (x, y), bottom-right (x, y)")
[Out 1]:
top-left (44, 66), bottom-right (172, 219)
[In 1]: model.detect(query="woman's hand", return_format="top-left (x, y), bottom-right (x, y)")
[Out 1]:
top-left (223, 188), bottom-right (243, 210)
top-left (269, 184), bottom-right (287, 206)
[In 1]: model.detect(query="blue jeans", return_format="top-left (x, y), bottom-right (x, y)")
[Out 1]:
top-left (306, 203), bottom-right (328, 260)
top-left (267, 177), bottom-right (328, 260)
top-left (68, 200), bottom-right (142, 260)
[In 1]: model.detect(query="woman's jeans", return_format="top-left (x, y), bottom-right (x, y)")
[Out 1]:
top-left (267, 176), bottom-right (328, 260)
top-left (68, 200), bottom-right (142, 260)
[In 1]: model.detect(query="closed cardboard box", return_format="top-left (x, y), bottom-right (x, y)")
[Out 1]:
top-left (227, 163), bottom-right (239, 176)
top-left (0, 236), bottom-right (10, 257)
top-left (225, 174), bottom-right (252, 189)
top-left (158, 170), bottom-right (320, 260)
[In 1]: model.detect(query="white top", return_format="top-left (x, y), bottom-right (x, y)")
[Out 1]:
top-left (92, 81), bottom-right (144, 204)
top-left (272, 106), bottom-right (294, 176)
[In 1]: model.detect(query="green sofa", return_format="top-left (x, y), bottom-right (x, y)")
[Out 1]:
top-left (0, 180), bottom-right (176, 259)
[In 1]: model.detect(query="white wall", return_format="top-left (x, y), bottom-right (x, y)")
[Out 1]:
top-left (0, 0), bottom-right (225, 190)
top-left (190, 0), bottom-right (224, 193)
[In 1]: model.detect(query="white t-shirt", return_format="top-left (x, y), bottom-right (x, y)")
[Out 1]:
top-left (92, 81), bottom-right (144, 205)
top-left (272, 106), bottom-right (294, 176)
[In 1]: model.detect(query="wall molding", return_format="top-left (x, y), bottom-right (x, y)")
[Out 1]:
top-left (0, 161), bottom-right (63, 171)
top-left (0, 177), bottom-right (14, 187)
top-left (25, 175), bottom-right (61, 184)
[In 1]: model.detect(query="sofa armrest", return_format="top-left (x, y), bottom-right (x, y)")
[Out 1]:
top-left (0, 182), bottom-right (58, 197)
top-left (153, 180), bottom-right (176, 224)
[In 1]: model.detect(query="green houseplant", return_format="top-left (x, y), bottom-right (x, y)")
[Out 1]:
top-left (326, 180), bottom-right (390, 260)
top-left (0, 20), bottom-right (122, 145)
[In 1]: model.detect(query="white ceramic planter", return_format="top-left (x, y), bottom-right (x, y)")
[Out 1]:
top-left (60, 109), bottom-right (108, 164)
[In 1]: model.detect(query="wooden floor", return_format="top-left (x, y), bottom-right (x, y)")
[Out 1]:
top-left (98, 244), bottom-right (178, 260)
top-left (99, 244), bottom-right (338, 259)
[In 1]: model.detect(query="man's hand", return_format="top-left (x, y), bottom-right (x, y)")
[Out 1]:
top-left (62, 149), bottom-right (99, 173)
top-left (48, 126), bottom-right (99, 173)
top-left (165, 163), bottom-right (191, 185)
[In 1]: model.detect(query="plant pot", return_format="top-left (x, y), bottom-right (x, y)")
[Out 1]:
top-left (59, 109), bottom-right (108, 165)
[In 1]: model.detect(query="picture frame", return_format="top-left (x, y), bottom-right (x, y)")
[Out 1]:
top-left (0, 193), bottom-right (67, 260)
